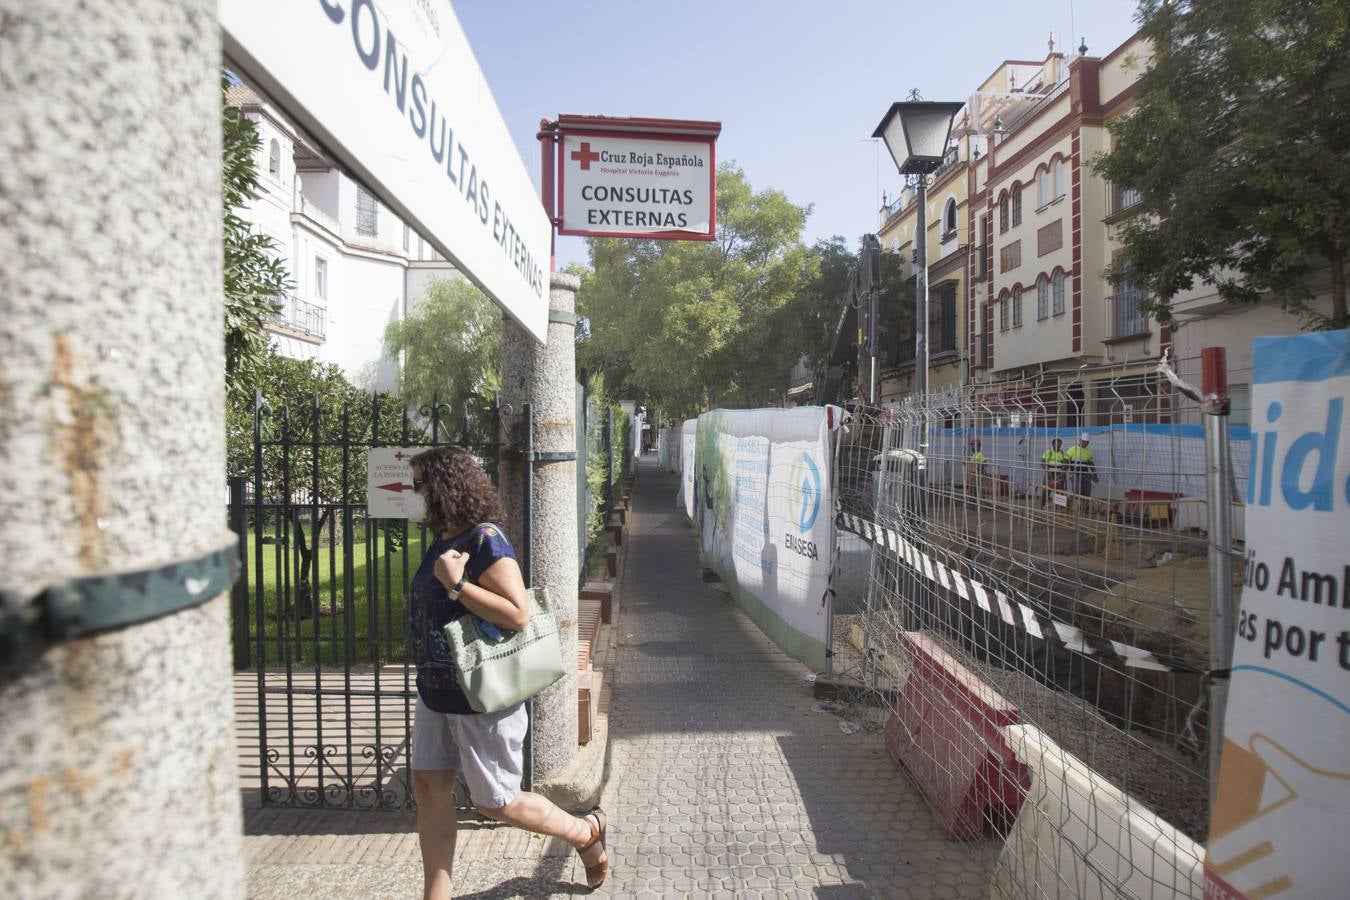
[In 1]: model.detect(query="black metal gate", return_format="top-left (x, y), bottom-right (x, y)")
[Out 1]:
top-left (228, 392), bottom-right (500, 810)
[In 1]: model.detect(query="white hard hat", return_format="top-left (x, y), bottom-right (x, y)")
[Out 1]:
top-left (1080, 432), bottom-right (1090, 441)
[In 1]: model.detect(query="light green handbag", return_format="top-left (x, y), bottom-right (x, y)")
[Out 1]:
top-left (444, 584), bottom-right (566, 714)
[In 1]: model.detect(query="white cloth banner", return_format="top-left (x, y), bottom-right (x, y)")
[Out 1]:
top-left (1205, 330), bottom-right (1350, 900)
top-left (689, 407), bottom-right (837, 667)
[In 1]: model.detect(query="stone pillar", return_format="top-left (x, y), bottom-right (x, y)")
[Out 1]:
top-left (0, 3), bottom-right (243, 898)
top-left (499, 273), bottom-right (579, 780)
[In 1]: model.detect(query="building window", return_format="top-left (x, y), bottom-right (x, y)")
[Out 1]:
top-left (403, 223), bottom-right (411, 252)
top-left (1112, 183), bottom-right (1142, 215)
top-left (1037, 169), bottom-right (1049, 208)
top-left (1012, 285), bottom-right (1024, 327)
top-left (313, 256), bottom-right (328, 301)
top-left (1036, 275), bottom-right (1049, 320)
top-left (1011, 184), bottom-right (1023, 226)
top-left (943, 198), bottom-right (957, 239)
top-left (1109, 278), bottom-right (1147, 338)
top-left (1053, 159), bottom-right (1066, 201)
top-left (268, 139), bottom-right (281, 178)
top-left (1052, 269), bottom-right (1066, 315)
top-left (930, 284), bottom-right (958, 353)
top-left (1095, 374), bottom-right (1159, 425)
top-left (1228, 383), bottom-right (1251, 426)
top-left (999, 194), bottom-right (1009, 233)
top-left (999, 291), bottom-right (1010, 331)
top-left (356, 187), bottom-right (378, 237)
top-left (1037, 220), bottom-right (1063, 256)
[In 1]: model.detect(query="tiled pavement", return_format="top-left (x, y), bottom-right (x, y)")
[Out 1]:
top-left (243, 457), bottom-right (997, 898)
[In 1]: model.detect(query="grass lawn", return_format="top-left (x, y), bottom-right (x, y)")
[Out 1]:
top-left (236, 523), bottom-right (432, 668)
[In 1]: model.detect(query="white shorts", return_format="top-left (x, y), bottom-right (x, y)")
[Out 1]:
top-left (411, 697), bottom-right (527, 809)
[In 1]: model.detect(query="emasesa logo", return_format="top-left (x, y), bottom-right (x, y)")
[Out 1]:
top-left (783, 452), bottom-right (822, 560)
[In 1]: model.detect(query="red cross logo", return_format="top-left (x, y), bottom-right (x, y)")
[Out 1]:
top-left (570, 141), bottom-right (601, 171)
top-left (394, 451), bottom-right (407, 461)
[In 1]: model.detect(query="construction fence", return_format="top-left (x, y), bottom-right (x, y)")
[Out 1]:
top-left (825, 363), bottom-right (1252, 899)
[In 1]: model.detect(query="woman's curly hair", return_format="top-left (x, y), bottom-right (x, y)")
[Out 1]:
top-left (410, 445), bottom-right (507, 534)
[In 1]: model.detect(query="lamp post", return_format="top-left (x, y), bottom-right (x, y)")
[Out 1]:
top-left (873, 98), bottom-right (962, 633)
top-left (872, 99), bottom-right (964, 404)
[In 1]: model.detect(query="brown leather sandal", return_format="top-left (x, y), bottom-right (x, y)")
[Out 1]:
top-left (577, 806), bottom-right (609, 890)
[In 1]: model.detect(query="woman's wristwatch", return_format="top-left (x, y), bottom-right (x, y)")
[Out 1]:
top-left (448, 574), bottom-right (467, 600)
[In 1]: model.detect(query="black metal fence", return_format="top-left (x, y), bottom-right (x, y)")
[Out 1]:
top-left (229, 385), bottom-right (621, 810)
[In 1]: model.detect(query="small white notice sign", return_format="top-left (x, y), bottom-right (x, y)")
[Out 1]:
top-left (367, 448), bottom-right (420, 518)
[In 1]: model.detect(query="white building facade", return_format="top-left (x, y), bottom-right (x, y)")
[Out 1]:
top-left (227, 82), bottom-right (456, 391)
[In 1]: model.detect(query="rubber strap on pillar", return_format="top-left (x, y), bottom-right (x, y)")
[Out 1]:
top-left (548, 310), bottom-right (578, 326)
top-left (1, 536), bottom-right (240, 658)
top-left (509, 449), bottom-right (578, 463)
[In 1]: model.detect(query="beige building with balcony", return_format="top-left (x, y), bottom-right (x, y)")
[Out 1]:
top-left (960, 36), bottom-right (1165, 427)
top-left (921, 31), bottom-right (1330, 428)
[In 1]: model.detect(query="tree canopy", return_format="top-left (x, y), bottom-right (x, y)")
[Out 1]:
top-left (1093, 0), bottom-right (1350, 330)
top-left (383, 275), bottom-right (502, 441)
top-left (576, 164), bottom-right (817, 417)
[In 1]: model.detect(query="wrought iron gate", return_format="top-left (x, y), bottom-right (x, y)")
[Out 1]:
top-left (229, 393), bottom-right (500, 810)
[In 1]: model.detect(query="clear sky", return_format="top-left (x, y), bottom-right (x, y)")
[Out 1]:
top-left (454, 0), bottom-right (1142, 270)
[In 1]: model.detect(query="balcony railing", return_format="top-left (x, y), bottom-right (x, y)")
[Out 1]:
top-left (998, 76), bottom-right (1072, 137)
top-left (1110, 184), bottom-right (1143, 216)
top-left (271, 293), bottom-right (327, 340)
top-left (1107, 288), bottom-right (1147, 339)
top-left (933, 145), bottom-right (961, 180)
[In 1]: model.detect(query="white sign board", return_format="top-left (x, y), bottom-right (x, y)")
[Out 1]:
top-left (366, 448), bottom-right (420, 518)
top-left (1205, 330), bottom-right (1350, 900)
top-left (689, 408), bottom-right (838, 669)
top-left (559, 132), bottom-right (715, 239)
top-left (221, 0), bottom-right (551, 342)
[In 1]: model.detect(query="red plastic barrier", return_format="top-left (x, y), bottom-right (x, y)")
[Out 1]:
top-left (885, 632), bottom-right (1031, 840)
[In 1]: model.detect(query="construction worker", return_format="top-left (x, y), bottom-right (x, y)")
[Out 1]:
top-left (966, 438), bottom-right (987, 499)
top-left (1041, 437), bottom-right (1067, 503)
top-left (1066, 432), bottom-right (1097, 497)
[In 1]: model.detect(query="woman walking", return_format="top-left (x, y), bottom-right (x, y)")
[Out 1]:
top-left (405, 445), bottom-right (609, 898)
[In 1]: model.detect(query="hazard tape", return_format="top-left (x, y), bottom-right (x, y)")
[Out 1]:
top-left (835, 511), bottom-right (1188, 673)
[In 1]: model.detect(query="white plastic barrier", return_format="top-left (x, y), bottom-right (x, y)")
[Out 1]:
top-left (991, 723), bottom-right (1205, 899)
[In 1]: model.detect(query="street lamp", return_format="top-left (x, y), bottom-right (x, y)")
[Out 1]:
top-left (872, 99), bottom-right (964, 401)
top-left (873, 99), bottom-right (961, 635)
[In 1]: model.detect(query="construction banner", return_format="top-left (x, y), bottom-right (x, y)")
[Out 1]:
top-left (1205, 330), bottom-right (1350, 899)
top-left (690, 407), bottom-right (839, 669)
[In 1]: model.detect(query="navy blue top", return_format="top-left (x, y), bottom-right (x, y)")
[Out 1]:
top-left (409, 523), bottom-right (516, 714)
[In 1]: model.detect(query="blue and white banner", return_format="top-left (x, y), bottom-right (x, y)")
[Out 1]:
top-left (1206, 330), bottom-right (1350, 900)
top-left (689, 407), bottom-right (838, 668)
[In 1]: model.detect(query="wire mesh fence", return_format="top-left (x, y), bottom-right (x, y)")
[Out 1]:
top-left (827, 363), bottom-right (1239, 897)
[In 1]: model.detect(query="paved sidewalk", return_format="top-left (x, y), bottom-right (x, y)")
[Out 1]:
top-left (243, 457), bottom-right (996, 898)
